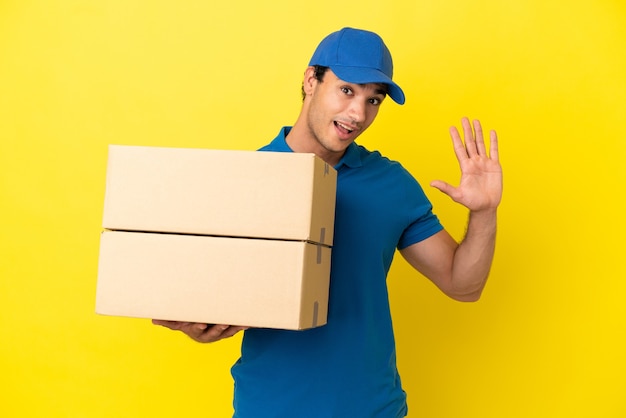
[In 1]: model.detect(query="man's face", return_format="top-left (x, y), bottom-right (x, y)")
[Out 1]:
top-left (303, 68), bottom-right (386, 159)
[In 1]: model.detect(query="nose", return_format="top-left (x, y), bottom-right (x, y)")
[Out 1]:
top-left (347, 100), bottom-right (366, 125)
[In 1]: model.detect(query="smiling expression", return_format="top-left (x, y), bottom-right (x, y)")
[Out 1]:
top-left (295, 68), bottom-right (387, 165)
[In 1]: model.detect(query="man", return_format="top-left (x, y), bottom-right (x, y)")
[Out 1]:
top-left (154, 27), bottom-right (502, 417)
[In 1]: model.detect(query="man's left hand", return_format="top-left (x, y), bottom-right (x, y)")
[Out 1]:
top-left (430, 117), bottom-right (503, 212)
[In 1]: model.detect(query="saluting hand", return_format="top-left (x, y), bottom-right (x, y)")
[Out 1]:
top-left (430, 117), bottom-right (502, 212)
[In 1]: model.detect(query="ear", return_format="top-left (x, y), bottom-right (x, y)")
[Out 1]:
top-left (302, 66), bottom-right (318, 96)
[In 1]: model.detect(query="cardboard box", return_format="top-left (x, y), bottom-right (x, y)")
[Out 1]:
top-left (102, 145), bottom-right (336, 245)
top-left (97, 145), bottom-right (336, 330)
top-left (96, 231), bottom-right (331, 330)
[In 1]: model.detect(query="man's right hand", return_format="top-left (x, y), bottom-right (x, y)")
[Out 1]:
top-left (152, 320), bottom-right (248, 343)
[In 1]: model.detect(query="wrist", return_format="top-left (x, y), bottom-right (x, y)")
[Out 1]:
top-left (469, 207), bottom-right (497, 219)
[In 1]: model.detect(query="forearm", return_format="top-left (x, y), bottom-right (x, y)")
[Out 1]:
top-left (449, 208), bottom-right (497, 301)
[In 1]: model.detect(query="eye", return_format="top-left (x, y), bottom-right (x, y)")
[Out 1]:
top-left (340, 86), bottom-right (353, 95)
top-left (369, 97), bottom-right (384, 106)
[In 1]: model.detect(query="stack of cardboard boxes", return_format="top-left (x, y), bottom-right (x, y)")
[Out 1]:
top-left (95, 145), bottom-right (337, 330)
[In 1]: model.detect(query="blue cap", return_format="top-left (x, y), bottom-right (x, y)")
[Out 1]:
top-left (308, 27), bottom-right (405, 105)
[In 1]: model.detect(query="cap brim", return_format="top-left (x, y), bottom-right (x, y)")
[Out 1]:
top-left (330, 65), bottom-right (405, 105)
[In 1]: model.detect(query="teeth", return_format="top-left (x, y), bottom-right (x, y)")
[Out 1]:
top-left (336, 122), bottom-right (353, 133)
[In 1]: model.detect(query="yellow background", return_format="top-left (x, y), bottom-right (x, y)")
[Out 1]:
top-left (1, 0), bottom-right (625, 417)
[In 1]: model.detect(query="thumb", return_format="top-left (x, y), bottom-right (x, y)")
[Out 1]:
top-left (430, 180), bottom-right (455, 196)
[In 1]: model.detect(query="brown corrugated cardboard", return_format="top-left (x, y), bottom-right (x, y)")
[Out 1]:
top-left (102, 145), bottom-right (336, 245)
top-left (96, 231), bottom-right (331, 330)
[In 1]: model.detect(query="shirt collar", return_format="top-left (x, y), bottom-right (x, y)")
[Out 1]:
top-left (267, 126), bottom-right (294, 152)
top-left (335, 142), bottom-right (363, 170)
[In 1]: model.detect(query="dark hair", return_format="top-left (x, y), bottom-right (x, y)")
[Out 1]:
top-left (301, 65), bottom-right (329, 101)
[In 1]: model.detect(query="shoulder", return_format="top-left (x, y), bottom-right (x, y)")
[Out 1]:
top-left (353, 144), bottom-right (399, 169)
top-left (353, 144), bottom-right (419, 185)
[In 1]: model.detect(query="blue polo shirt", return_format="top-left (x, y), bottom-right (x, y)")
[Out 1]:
top-left (231, 127), bottom-right (443, 418)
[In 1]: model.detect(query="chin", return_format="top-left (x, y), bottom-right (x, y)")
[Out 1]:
top-left (326, 141), bottom-right (352, 153)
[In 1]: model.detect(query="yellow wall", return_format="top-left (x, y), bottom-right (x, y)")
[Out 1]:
top-left (1, 1), bottom-right (624, 416)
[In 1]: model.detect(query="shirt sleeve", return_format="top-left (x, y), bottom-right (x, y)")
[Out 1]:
top-left (397, 209), bottom-right (443, 250)
top-left (396, 167), bottom-right (444, 250)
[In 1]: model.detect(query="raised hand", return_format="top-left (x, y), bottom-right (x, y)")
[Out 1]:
top-left (430, 117), bottom-right (502, 212)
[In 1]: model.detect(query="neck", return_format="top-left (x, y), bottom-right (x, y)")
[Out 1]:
top-left (285, 117), bottom-right (345, 167)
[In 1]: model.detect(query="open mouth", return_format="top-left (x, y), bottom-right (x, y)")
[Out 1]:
top-left (334, 121), bottom-right (355, 135)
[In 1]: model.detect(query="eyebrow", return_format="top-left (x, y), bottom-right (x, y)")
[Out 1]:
top-left (355, 83), bottom-right (387, 97)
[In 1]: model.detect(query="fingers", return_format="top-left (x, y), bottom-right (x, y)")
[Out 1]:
top-left (220, 326), bottom-right (249, 339)
top-left (473, 119), bottom-right (487, 157)
top-left (489, 129), bottom-right (499, 161)
top-left (461, 117), bottom-right (479, 158)
top-left (152, 320), bottom-right (248, 343)
top-left (151, 319), bottom-right (196, 331)
top-left (188, 324), bottom-right (248, 343)
top-left (450, 117), bottom-right (491, 160)
top-left (198, 324), bottom-right (231, 342)
top-left (449, 124), bottom-right (468, 162)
